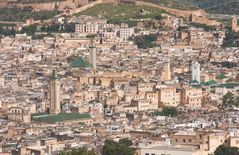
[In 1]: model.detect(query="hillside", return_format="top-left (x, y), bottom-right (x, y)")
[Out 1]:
top-left (75, 3), bottom-right (165, 26)
top-left (144, 0), bottom-right (239, 15)
top-left (0, 8), bottom-right (58, 22)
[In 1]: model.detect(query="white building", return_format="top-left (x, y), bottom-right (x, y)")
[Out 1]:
top-left (85, 23), bottom-right (99, 34)
top-left (75, 24), bottom-right (85, 33)
top-left (191, 61), bottom-right (200, 83)
top-left (75, 23), bottom-right (99, 34)
top-left (119, 28), bottom-right (135, 40)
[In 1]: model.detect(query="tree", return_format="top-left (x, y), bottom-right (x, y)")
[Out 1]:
top-left (102, 138), bottom-right (135, 155)
top-left (160, 107), bottom-right (178, 116)
top-left (222, 29), bottom-right (239, 47)
top-left (48, 23), bottom-right (60, 32)
top-left (59, 147), bottom-right (95, 155)
top-left (151, 107), bottom-right (178, 117)
top-left (132, 34), bottom-right (158, 49)
top-left (214, 145), bottom-right (239, 155)
top-left (21, 24), bottom-right (37, 36)
top-left (154, 14), bottom-right (163, 20)
top-left (222, 92), bottom-right (239, 108)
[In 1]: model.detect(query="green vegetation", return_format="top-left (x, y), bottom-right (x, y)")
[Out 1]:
top-left (219, 19), bottom-right (231, 29)
top-left (75, 3), bottom-right (165, 26)
top-left (143, 0), bottom-right (197, 10)
top-left (130, 34), bottom-right (158, 49)
top-left (191, 23), bottom-right (217, 32)
top-left (21, 23), bottom-right (75, 36)
top-left (222, 92), bottom-right (239, 108)
top-left (179, 0), bottom-right (239, 15)
top-left (144, 0), bottom-right (239, 15)
top-left (177, 26), bottom-right (188, 32)
top-left (32, 33), bottom-right (54, 39)
top-left (102, 138), bottom-right (135, 155)
top-left (172, 0), bottom-right (239, 9)
top-left (42, 23), bottom-right (75, 33)
top-left (20, 24), bottom-right (55, 39)
top-left (32, 113), bottom-right (91, 123)
top-left (214, 83), bottom-right (239, 89)
top-left (222, 29), bottom-right (239, 47)
top-left (214, 145), bottom-right (239, 155)
top-left (59, 147), bottom-right (95, 155)
top-left (0, 8), bottom-right (59, 22)
top-left (0, 25), bottom-right (16, 36)
top-left (86, 34), bottom-right (97, 39)
top-left (7, 23), bottom-right (74, 38)
top-left (206, 1), bottom-right (239, 15)
top-left (177, 23), bottom-right (216, 32)
top-left (21, 24), bottom-right (38, 36)
top-left (151, 107), bottom-right (178, 117)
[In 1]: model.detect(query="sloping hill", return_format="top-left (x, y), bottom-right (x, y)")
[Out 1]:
top-left (75, 3), bottom-right (165, 26)
top-left (178, 0), bottom-right (239, 15)
top-left (144, 0), bottom-right (239, 15)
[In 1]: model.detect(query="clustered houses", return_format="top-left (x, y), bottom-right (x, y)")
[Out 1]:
top-left (74, 16), bottom-right (135, 41)
top-left (0, 11), bottom-right (238, 155)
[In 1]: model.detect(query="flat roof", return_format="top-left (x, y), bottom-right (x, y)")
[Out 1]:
top-left (143, 144), bottom-right (200, 152)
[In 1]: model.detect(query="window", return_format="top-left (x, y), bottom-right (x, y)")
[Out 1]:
top-left (145, 154), bottom-right (149, 155)
top-left (183, 139), bottom-right (186, 142)
top-left (151, 154), bottom-right (155, 155)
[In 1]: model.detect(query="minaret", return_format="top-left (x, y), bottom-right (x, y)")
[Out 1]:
top-left (192, 61), bottom-right (200, 83)
top-left (89, 39), bottom-right (97, 70)
top-left (50, 70), bottom-right (61, 114)
top-left (162, 62), bottom-right (171, 81)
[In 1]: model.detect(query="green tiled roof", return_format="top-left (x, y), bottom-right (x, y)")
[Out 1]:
top-left (201, 80), bottom-right (217, 86)
top-left (32, 113), bottom-right (91, 123)
top-left (69, 56), bottom-right (92, 68)
top-left (216, 73), bottom-right (227, 79)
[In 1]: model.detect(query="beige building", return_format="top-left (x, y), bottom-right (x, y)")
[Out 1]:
top-left (138, 82), bottom-right (155, 92)
top-left (159, 87), bottom-right (180, 107)
top-left (232, 16), bottom-right (239, 32)
top-left (132, 99), bottom-right (150, 111)
top-left (140, 143), bottom-right (201, 155)
top-left (172, 130), bottom-right (227, 155)
top-left (181, 87), bottom-right (202, 108)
